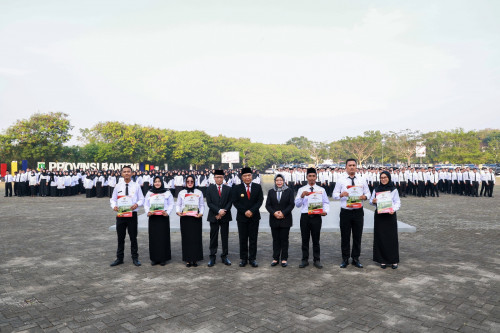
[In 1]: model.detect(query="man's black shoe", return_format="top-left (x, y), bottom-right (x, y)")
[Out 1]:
top-left (110, 259), bottom-right (123, 267)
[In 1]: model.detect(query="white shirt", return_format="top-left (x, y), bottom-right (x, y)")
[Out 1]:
top-left (369, 188), bottom-right (401, 212)
top-left (4, 174), bottom-right (14, 182)
top-left (294, 184), bottom-right (330, 214)
top-left (110, 181), bottom-right (144, 212)
top-left (144, 190), bottom-right (174, 215)
top-left (175, 189), bottom-right (205, 215)
top-left (332, 174), bottom-right (371, 210)
top-left (174, 175), bottom-right (184, 186)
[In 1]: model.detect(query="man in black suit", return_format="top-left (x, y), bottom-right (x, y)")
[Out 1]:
top-left (206, 169), bottom-right (233, 267)
top-left (233, 167), bottom-right (264, 267)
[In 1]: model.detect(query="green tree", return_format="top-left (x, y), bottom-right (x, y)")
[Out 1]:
top-left (0, 112), bottom-right (73, 167)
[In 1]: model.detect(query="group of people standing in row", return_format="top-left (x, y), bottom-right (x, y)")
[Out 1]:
top-left (1, 168), bottom-right (261, 198)
top-left (109, 159), bottom-right (401, 271)
top-left (274, 165), bottom-right (496, 199)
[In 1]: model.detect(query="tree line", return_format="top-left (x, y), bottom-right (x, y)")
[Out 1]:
top-left (1, 112), bottom-right (499, 170)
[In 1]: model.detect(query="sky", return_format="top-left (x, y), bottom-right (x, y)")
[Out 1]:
top-left (1, 0), bottom-right (499, 145)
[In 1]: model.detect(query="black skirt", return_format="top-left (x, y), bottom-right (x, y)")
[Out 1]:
top-left (148, 215), bottom-right (171, 263)
top-left (180, 216), bottom-right (203, 262)
top-left (373, 211), bottom-right (399, 264)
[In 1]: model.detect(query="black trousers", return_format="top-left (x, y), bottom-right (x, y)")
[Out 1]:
top-left (418, 181), bottom-right (426, 197)
top-left (487, 182), bottom-right (494, 197)
top-left (339, 208), bottom-right (364, 261)
top-left (271, 227), bottom-right (290, 261)
top-left (116, 212), bottom-right (139, 260)
top-left (300, 213), bottom-right (322, 261)
top-left (50, 186), bottom-right (57, 196)
top-left (209, 221), bottom-right (229, 259)
top-left (399, 181), bottom-right (406, 197)
top-left (431, 183), bottom-right (439, 197)
top-left (471, 181), bottom-right (479, 197)
top-left (464, 180), bottom-right (471, 195)
top-left (5, 183), bottom-right (12, 196)
top-left (237, 218), bottom-right (259, 261)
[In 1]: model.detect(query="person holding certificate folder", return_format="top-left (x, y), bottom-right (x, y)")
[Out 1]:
top-left (110, 165), bottom-right (145, 267)
top-left (369, 171), bottom-right (401, 269)
top-left (144, 176), bottom-right (174, 266)
top-left (333, 159), bottom-right (371, 269)
top-left (295, 168), bottom-right (329, 269)
top-left (176, 175), bottom-right (204, 267)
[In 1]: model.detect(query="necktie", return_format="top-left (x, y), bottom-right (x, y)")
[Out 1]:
top-left (349, 177), bottom-right (355, 186)
top-left (277, 191), bottom-right (281, 202)
top-left (218, 186), bottom-right (221, 197)
top-left (246, 185), bottom-right (251, 199)
top-left (310, 186), bottom-right (314, 192)
top-left (125, 183), bottom-right (129, 195)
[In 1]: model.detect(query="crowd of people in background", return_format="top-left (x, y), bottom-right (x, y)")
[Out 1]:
top-left (1, 168), bottom-right (261, 198)
top-left (1, 164), bottom-right (496, 199)
top-left (275, 165), bottom-right (496, 199)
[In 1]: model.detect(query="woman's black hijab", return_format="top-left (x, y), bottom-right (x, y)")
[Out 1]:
top-left (150, 176), bottom-right (167, 194)
top-left (184, 175), bottom-right (196, 193)
top-left (374, 171), bottom-right (396, 192)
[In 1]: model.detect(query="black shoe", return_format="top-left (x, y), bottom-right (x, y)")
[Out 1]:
top-left (352, 259), bottom-right (363, 268)
top-left (222, 257), bottom-right (231, 266)
top-left (151, 261), bottom-right (159, 266)
top-left (239, 260), bottom-right (247, 267)
top-left (271, 261), bottom-right (279, 267)
top-left (207, 259), bottom-right (215, 267)
top-left (380, 264), bottom-right (387, 269)
top-left (299, 260), bottom-right (309, 268)
top-left (186, 262), bottom-right (192, 267)
top-left (160, 262), bottom-right (166, 266)
top-left (391, 264), bottom-right (398, 269)
top-left (132, 259), bottom-right (141, 266)
top-left (110, 259), bottom-right (123, 267)
top-left (250, 260), bottom-right (258, 268)
top-left (192, 262), bottom-right (198, 267)
top-left (281, 261), bottom-right (288, 267)
top-left (339, 260), bottom-right (349, 268)
top-left (313, 260), bottom-right (323, 269)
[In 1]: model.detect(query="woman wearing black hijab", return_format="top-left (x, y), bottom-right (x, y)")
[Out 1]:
top-left (176, 174), bottom-right (204, 267)
top-left (144, 176), bottom-right (174, 265)
top-left (265, 174), bottom-right (295, 267)
top-left (370, 171), bottom-right (401, 269)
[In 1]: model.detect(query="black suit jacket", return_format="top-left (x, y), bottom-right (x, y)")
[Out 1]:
top-left (232, 183), bottom-right (264, 222)
top-left (206, 184), bottom-right (233, 223)
top-left (265, 188), bottom-right (294, 228)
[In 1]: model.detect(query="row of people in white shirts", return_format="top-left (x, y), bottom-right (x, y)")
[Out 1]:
top-left (10, 171), bottom-right (80, 189)
top-left (276, 168), bottom-right (496, 185)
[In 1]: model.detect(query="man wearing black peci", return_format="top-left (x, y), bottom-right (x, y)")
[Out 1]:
top-left (294, 167), bottom-right (329, 269)
top-left (232, 167), bottom-right (264, 268)
top-left (206, 169), bottom-right (233, 267)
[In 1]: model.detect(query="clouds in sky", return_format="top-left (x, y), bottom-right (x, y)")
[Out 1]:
top-left (1, 1), bottom-right (499, 144)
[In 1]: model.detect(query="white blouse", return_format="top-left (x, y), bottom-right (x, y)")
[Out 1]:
top-left (369, 188), bottom-right (401, 212)
top-left (175, 189), bottom-right (205, 215)
top-left (144, 190), bottom-right (174, 215)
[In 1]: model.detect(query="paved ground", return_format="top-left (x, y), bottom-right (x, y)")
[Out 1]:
top-left (0, 183), bottom-right (499, 332)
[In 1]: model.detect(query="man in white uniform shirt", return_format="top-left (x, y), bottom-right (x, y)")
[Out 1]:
top-left (295, 168), bottom-right (329, 269)
top-left (3, 171), bottom-right (14, 197)
top-left (486, 168), bottom-right (496, 197)
top-left (333, 159), bottom-right (371, 269)
top-left (110, 165), bottom-right (145, 267)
